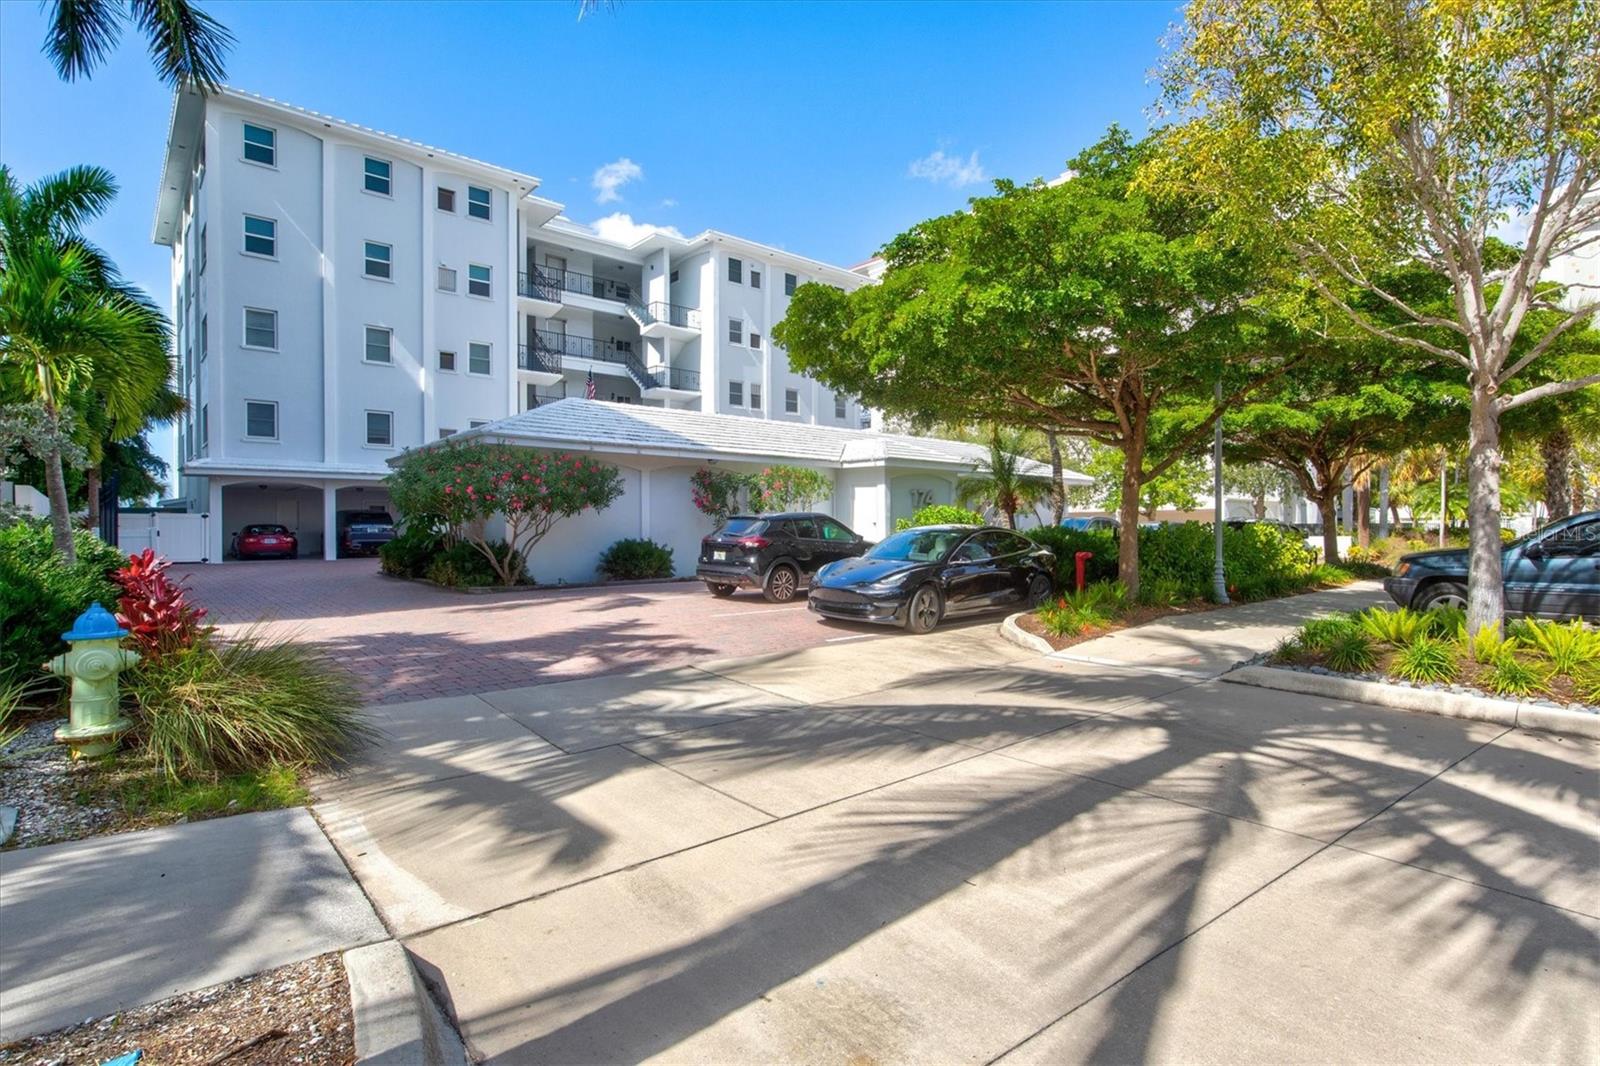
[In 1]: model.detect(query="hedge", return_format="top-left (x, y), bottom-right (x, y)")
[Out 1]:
top-left (0, 520), bottom-right (125, 683)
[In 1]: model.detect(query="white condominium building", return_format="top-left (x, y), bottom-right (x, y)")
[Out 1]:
top-left (152, 87), bottom-right (873, 560)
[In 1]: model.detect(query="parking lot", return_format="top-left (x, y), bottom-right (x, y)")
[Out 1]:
top-left (177, 560), bottom-right (899, 704)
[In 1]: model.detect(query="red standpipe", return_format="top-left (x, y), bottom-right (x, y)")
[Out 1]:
top-left (1074, 551), bottom-right (1094, 592)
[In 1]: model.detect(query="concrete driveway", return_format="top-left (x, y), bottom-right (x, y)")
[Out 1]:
top-left (310, 590), bottom-right (1599, 1064)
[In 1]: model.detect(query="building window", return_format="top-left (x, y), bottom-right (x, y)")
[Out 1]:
top-left (749, 332), bottom-right (761, 350)
top-left (728, 380), bottom-right (743, 406)
top-left (469, 419), bottom-right (489, 429)
top-left (750, 268), bottom-right (762, 289)
top-left (364, 325), bottom-right (392, 364)
top-left (243, 307), bottom-right (277, 349)
top-left (363, 156), bottom-right (392, 195)
top-left (200, 314), bottom-right (208, 360)
top-left (365, 410), bottom-right (393, 447)
top-left (669, 268), bottom-right (679, 283)
top-left (439, 427), bottom-right (457, 439)
top-left (242, 214), bottom-right (276, 257)
top-left (727, 257), bottom-right (742, 283)
top-left (835, 394), bottom-right (847, 420)
top-left (467, 263), bottom-right (491, 298)
top-left (200, 403), bottom-right (209, 447)
top-left (437, 265), bottom-right (457, 292)
top-left (244, 400), bottom-right (277, 439)
top-left (242, 123), bottom-right (275, 166)
top-left (468, 342), bottom-right (491, 376)
top-left (784, 272), bottom-right (797, 295)
top-left (467, 185), bottom-right (491, 220)
top-left (749, 383), bottom-right (762, 410)
top-left (785, 388), bottom-right (799, 414)
top-left (436, 187), bottom-right (455, 212)
top-left (199, 224), bottom-right (207, 273)
top-left (438, 349), bottom-right (456, 372)
top-left (727, 318), bottom-right (743, 344)
top-left (364, 240), bottom-right (392, 280)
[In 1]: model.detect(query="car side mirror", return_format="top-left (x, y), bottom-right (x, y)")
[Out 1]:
top-left (1524, 543), bottom-right (1545, 560)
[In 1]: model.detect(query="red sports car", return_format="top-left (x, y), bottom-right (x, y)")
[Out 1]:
top-left (233, 523), bottom-right (298, 559)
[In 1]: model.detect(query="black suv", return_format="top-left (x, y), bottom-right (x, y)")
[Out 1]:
top-left (697, 512), bottom-right (869, 602)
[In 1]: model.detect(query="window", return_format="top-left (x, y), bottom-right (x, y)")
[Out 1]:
top-left (242, 123), bottom-right (275, 166)
top-left (1537, 518), bottom-right (1600, 557)
top-left (199, 224), bottom-right (207, 273)
top-left (784, 272), bottom-right (797, 296)
top-left (244, 400), bottom-right (277, 439)
top-left (438, 349), bottom-right (456, 372)
top-left (820, 518), bottom-right (854, 542)
top-left (365, 410), bottom-right (393, 447)
top-left (669, 268), bottom-right (679, 283)
top-left (834, 394), bottom-right (847, 420)
top-left (243, 308), bottom-right (277, 349)
top-left (728, 318), bottom-right (743, 344)
top-left (750, 383), bottom-right (762, 410)
top-left (749, 332), bottom-right (762, 350)
top-left (200, 403), bottom-right (209, 447)
top-left (200, 315), bottom-right (208, 360)
top-left (436, 187), bottom-right (455, 212)
top-left (364, 326), bottom-right (392, 364)
top-left (728, 380), bottom-right (743, 406)
top-left (727, 257), bottom-right (742, 283)
top-left (785, 388), bottom-right (799, 414)
top-left (469, 419), bottom-right (489, 429)
top-left (242, 214), bottom-right (276, 257)
top-left (363, 157), bottom-right (392, 195)
top-left (364, 241), bottom-right (392, 279)
top-left (467, 185), bottom-right (491, 220)
top-left (437, 265), bottom-right (457, 292)
top-left (790, 517), bottom-right (817, 538)
top-left (468, 342), bottom-right (491, 375)
top-left (439, 427), bottom-right (457, 439)
top-left (467, 263), bottom-right (491, 298)
top-left (750, 269), bottom-right (762, 289)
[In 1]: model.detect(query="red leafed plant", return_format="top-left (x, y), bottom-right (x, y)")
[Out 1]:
top-left (113, 549), bottom-right (211, 658)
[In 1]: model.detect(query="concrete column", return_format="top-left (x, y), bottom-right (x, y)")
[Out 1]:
top-left (421, 164), bottom-right (436, 443)
top-left (321, 136), bottom-right (339, 464)
top-left (638, 466), bottom-right (651, 539)
top-left (206, 479), bottom-right (224, 564)
top-left (323, 484), bottom-right (338, 561)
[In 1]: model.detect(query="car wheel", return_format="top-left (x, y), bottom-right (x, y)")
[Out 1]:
top-left (904, 584), bottom-right (943, 634)
top-left (1026, 573), bottom-right (1053, 608)
top-left (1416, 580), bottom-right (1468, 611)
top-left (763, 565), bottom-right (800, 604)
top-left (708, 582), bottom-right (736, 598)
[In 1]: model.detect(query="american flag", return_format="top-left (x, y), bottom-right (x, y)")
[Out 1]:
top-left (585, 368), bottom-right (596, 400)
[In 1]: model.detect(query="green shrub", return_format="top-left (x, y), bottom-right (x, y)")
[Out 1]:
top-left (425, 541), bottom-right (525, 587)
top-left (1483, 655), bottom-right (1545, 698)
top-left (893, 504), bottom-right (983, 531)
top-left (1393, 635), bottom-right (1459, 684)
top-left (598, 538), bottom-right (675, 580)
top-left (1138, 521), bottom-right (1313, 604)
top-left (1325, 630), bottom-right (1378, 673)
top-left (1358, 607), bottom-right (1430, 646)
top-left (1572, 667), bottom-right (1600, 705)
top-left (1423, 604), bottom-right (1467, 639)
top-left (1023, 525), bottom-right (1119, 587)
top-left (1298, 614), bottom-right (1361, 651)
top-left (1140, 576), bottom-right (1190, 607)
top-left (1035, 583), bottom-right (1125, 638)
top-left (379, 524), bottom-right (445, 579)
top-left (126, 630), bottom-right (372, 780)
top-left (0, 520), bottom-right (123, 684)
top-left (1464, 623), bottom-right (1520, 664)
top-left (1519, 619), bottom-right (1600, 677)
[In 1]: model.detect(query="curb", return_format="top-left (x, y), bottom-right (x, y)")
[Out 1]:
top-left (344, 940), bottom-right (466, 1065)
top-left (1221, 664), bottom-right (1600, 739)
top-left (1000, 612), bottom-right (1054, 655)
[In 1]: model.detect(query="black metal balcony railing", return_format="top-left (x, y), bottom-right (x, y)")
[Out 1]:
top-left (646, 364), bottom-right (701, 391)
top-left (529, 329), bottom-right (629, 364)
top-left (517, 340), bottom-right (562, 375)
top-left (517, 270), bottom-right (561, 302)
top-left (628, 300), bottom-right (701, 330)
top-left (530, 267), bottom-right (638, 304)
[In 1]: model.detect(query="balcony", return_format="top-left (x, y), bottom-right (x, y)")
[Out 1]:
top-left (626, 300), bottom-right (702, 340)
top-left (516, 270), bottom-right (562, 315)
top-left (541, 267), bottom-right (641, 306)
top-left (638, 364), bottom-right (701, 396)
top-left (530, 328), bottom-right (633, 366)
top-left (516, 337), bottom-right (563, 386)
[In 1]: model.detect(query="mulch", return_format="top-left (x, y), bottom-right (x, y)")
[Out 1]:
top-left (1016, 599), bottom-right (1228, 652)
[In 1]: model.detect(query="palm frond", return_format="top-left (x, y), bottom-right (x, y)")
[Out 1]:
top-left (43, 0), bottom-right (124, 83)
top-left (128, 0), bottom-right (233, 92)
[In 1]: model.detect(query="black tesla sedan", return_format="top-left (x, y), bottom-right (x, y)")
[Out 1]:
top-left (808, 525), bottom-right (1056, 633)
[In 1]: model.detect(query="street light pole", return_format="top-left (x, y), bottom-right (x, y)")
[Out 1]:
top-left (1213, 378), bottom-right (1229, 604)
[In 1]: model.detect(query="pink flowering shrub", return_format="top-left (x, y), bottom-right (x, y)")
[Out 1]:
top-left (387, 442), bottom-right (625, 586)
top-left (689, 465), bottom-right (832, 520)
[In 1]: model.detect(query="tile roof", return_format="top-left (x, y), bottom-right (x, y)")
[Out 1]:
top-left (442, 399), bottom-right (1090, 483)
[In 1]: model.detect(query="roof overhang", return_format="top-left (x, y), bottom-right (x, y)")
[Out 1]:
top-left (151, 89), bottom-right (207, 246)
top-left (181, 458), bottom-right (389, 481)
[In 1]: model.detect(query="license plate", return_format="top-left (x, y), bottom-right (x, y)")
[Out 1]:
top-left (713, 550), bottom-right (727, 561)
top-left (262, 537), bottom-right (279, 544)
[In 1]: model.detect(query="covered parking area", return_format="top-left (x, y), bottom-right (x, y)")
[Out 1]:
top-left (196, 473), bottom-right (392, 561)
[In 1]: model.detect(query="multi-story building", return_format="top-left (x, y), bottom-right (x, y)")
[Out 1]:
top-left (152, 87), bottom-right (874, 560)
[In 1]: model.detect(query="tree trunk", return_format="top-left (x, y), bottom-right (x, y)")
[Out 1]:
top-left (85, 466), bottom-right (102, 532)
top-left (1047, 431), bottom-right (1065, 525)
top-left (1252, 491), bottom-right (1267, 520)
top-left (1317, 494), bottom-right (1339, 566)
top-left (1356, 476), bottom-right (1371, 548)
top-left (43, 443), bottom-right (77, 565)
top-left (1003, 504), bottom-right (1017, 530)
top-left (1542, 426), bottom-right (1572, 522)
top-left (1117, 448), bottom-right (1143, 601)
top-left (1465, 386), bottom-right (1505, 637)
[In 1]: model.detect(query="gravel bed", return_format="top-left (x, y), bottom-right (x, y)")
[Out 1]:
top-left (0, 717), bottom-right (125, 849)
top-left (1240, 652), bottom-right (1599, 714)
top-left (0, 952), bottom-right (354, 1066)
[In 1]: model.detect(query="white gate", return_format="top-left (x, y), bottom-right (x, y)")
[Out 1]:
top-left (118, 511), bottom-right (211, 563)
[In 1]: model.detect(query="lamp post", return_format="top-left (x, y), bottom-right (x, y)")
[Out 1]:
top-left (1213, 379), bottom-right (1229, 604)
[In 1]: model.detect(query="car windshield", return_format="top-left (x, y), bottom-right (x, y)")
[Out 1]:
top-left (718, 518), bottom-right (768, 536)
top-left (244, 524), bottom-right (288, 535)
top-left (866, 528), bottom-right (965, 562)
top-left (349, 513), bottom-right (392, 525)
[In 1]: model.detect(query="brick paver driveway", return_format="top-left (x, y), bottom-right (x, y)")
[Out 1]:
top-left (176, 560), bottom-right (864, 703)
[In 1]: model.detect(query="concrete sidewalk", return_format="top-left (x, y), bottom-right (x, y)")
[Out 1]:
top-left (0, 808), bottom-right (386, 1041)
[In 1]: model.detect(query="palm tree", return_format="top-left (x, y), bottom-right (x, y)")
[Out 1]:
top-left (43, 0), bottom-right (232, 92)
top-left (0, 165), bottom-right (173, 563)
top-left (956, 427), bottom-right (1051, 529)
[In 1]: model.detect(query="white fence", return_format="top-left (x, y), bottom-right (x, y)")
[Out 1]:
top-left (118, 511), bottom-right (212, 563)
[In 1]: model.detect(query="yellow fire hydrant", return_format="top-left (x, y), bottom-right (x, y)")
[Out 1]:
top-left (45, 602), bottom-right (138, 759)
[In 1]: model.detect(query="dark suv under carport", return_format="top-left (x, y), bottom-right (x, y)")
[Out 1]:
top-left (697, 512), bottom-right (869, 602)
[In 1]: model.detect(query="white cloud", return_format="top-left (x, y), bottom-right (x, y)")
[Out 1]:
top-left (589, 212), bottom-right (685, 246)
top-left (660, 197), bottom-right (678, 208)
top-left (907, 147), bottom-right (987, 188)
top-left (591, 157), bottom-right (643, 203)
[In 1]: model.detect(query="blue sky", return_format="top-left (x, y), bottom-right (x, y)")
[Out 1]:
top-left (1, 0), bottom-right (1180, 489)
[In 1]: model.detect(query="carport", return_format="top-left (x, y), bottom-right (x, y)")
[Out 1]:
top-left (189, 469), bottom-right (391, 561)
